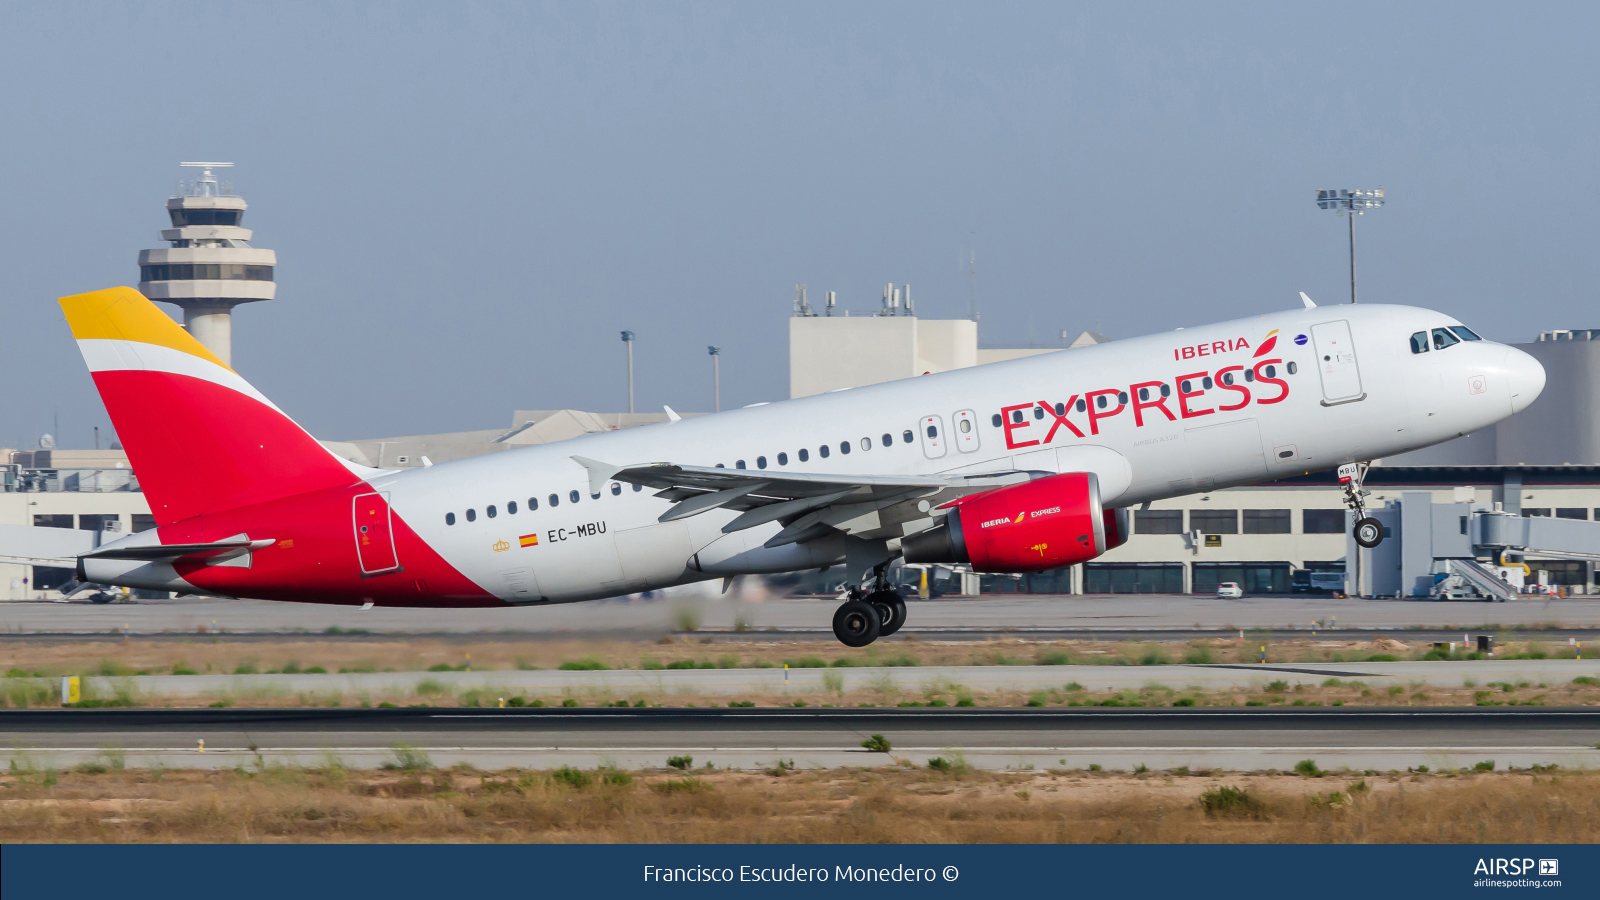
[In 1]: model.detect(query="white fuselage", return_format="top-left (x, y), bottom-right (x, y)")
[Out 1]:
top-left (363, 304), bottom-right (1544, 604)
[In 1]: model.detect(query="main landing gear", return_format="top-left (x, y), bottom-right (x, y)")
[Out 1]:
top-left (831, 566), bottom-right (907, 647)
top-left (1340, 461), bottom-right (1385, 549)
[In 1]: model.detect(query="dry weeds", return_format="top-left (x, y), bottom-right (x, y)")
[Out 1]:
top-left (1, 765), bottom-right (1592, 843)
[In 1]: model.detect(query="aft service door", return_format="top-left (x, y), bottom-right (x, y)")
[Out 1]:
top-left (919, 415), bottom-right (947, 459)
top-left (1310, 320), bottom-right (1364, 404)
top-left (353, 492), bottom-right (401, 575)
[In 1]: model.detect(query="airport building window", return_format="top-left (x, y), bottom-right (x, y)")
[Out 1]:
top-left (140, 264), bottom-right (273, 282)
top-left (1134, 509), bottom-right (1183, 534)
top-left (991, 414), bottom-right (1002, 427)
top-left (1194, 562), bottom-right (1293, 594)
top-left (465, 509), bottom-right (476, 522)
top-left (1243, 509), bottom-right (1291, 534)
top-left (1410, 332), bottom-right (1429, 354)
top-left (1524, 508), bottom-right (1551, 517)
top-left (508, 501), bottom-right (518, 514)
top-left (1084, 563), bottom-right (1183, 594)
top-left (132, 514), bottom-right (157, 532)
top-left (168, 208), bottom-right (242, 226)
top-left (1431, 328), bottom-right (1460, 350)
top-left (1302, 509), bottom-right (1344, 533)
top-left (486, 505), bottom-right (497, 518)
top-left (33, 515), bottom-right (74, 529)
top-left (528, 496), bottom-right (539, 510)
top-left (445, 512), bottom-right (456, 526)
top-left (569, 490), bottom-right (580, 503)
top-left (1189, 509), bottom-right (1237, 534)
top-left (1555, 508), bottom-right (1589, 520)
top-left (611, 483), bottom-right (622, 495)
top-left (801, 448), bottom-right (812, 461)
top-left (756, 456), bottom-right (767, 469)
top-left (548, 493), bottom-right (559, 507)
top-left (840, 441), bottom-right (851, 455)
top-left (1451, 326), bottom-right (1482, 341)
top-left (777, 452), bottom-right (788, 465)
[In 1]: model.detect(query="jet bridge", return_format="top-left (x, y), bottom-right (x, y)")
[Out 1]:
top-left (1347, 492), bottom-right (1600, 600)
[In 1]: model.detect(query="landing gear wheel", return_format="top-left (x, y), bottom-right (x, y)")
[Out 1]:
top-left (89, 591), bottom-right (114, 605)
top-left (1354, 517), bottom-right (1385, 549)
top-left (832, 600), bottom-right (881, 647)
top-left (865, 590), bottom-right (907, 636)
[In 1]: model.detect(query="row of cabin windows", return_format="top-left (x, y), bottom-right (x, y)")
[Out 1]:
top-left (445, 481), bottom-right (644, 525)
top-left (720, 430), bottom-right (919, 469)
top-left (1409, 326), bottom-right (1482, 354)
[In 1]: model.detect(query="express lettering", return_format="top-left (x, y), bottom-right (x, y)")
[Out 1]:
top-left (547, 521), bottom-right (608, 542)
top-left (997, 360), bottom-right (1291, 449)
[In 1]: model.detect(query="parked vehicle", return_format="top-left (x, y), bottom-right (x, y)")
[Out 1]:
top-left (1216, 581), bottom-right (1243, 599)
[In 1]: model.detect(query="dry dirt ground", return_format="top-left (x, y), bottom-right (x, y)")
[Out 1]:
top-left (1, 762), bottom-right (1591, 843)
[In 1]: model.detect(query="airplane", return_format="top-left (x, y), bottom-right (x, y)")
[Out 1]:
top-left (0, 287), bottom-right (1545, 646)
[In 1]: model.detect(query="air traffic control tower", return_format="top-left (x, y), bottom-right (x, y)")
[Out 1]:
top-left (137, 163), bottom-right (275, 366)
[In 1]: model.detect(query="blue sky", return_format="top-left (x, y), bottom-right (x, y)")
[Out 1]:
top-left (1, 2), bottom-right (1595, 446)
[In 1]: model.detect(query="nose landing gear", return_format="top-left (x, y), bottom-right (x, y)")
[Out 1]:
top-left (830, 565), bottom-right (908, 646)
top-left (1340, 461), bottom-right (1385, 549)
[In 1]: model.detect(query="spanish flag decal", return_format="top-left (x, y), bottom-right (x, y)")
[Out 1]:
top-left (519, 533), bottom-right (539, 547)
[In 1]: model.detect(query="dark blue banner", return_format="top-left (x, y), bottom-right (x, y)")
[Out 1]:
top-left (4, 844), bottom-right (1595, 898)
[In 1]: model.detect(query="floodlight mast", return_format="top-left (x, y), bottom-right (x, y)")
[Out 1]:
top-left (1316, 187), bottom-right (1384, 303)
top-left (620, 331), bottom-right (635, 414)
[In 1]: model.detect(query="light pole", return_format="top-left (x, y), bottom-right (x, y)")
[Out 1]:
top-left (707, 346), bottom-right (721, 412)
top-left (620, 330), bottom-right (635, 414)
top-left (1316, 187), bottom-right (1384, 303)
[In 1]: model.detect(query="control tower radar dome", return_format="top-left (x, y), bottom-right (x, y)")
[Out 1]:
top-left (136, 162), bottom-right (276, 366)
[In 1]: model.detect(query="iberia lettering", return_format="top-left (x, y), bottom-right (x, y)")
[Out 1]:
top-left (1173, 336), bottom-right (1250, 360)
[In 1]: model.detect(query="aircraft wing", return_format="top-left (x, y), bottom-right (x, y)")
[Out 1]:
top-left (573, 456), bottom-right (1027, 548)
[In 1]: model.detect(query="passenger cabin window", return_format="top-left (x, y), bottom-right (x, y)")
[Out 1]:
top-left (549, 493), bottom-right (559, 507)
top-left (1200, 377), bottom-right (1213, 390)
top-left (1243, 369), bottom-right (1254, 382)
top-left (818, 445), bottom-right (829, 458)
top-left (487, 505), bottom-right (497, 518)
top-left (1287, 361), bottom-right (1298, 375)
top-left (1011, 409), bottom-right (1024, 424)
top-left (508, 501), bottom-right (518, 514)
top-left (1220, 372), bottom-right (1233, 386)
top-left (445, 512), bottom-right (456, 525)
top-left (860, 437), bottom-right (871, 451)
top-left (528, 496), bottom-right (539, 510)
top-left (840, 441), bottom-right (851, 454)
top-left (1033, 406), bottom-right (1044, 419)
top-left (735, 460), bottom-right (746, 469)
top-left (1410, 332), bottom-right (1429, 354)
top-left (1138, 387), bottom-right (1149, 401)
top-left (777, 452), bottom-right (788, 465)
top-left (1451, 326), bottom-right (1482, 341)
top-left (569, 490), bottom-right (580, 503)
top-left (925, 424), bottom-right (938, 438)
top-left (902, 430), bottom-right (913, 443)
top-left (1261, 364), bottom-right (1277, 378)
top-left (1160, 384), bottom-right (1171, 397)
top-left (1432, 328), bottom-right (1460, 350)
top-left (1117, 391), bottom-right (1128, 404)
top-left (800, 448), bottom-right (811, 461)
top-left (756, 456), bottom-right (767, 469)
top-left (611, 483), bottom-right (622, 495)
top-left (1075, 399), bottom-right (1086, 412)
top-left (958, 419), bottom-right (971, 434)
top-left (633, 483), bottom-right (642, 492)
top-left (466, 509), bottom-right (477, 522)
top-left (1096, 394), bottom-right (1108, 409)
top-left (881, 433), bottom-right (892, 447)
top-left (991, 414), bottom-right (1002, 427)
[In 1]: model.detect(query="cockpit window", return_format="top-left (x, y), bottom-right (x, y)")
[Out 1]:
top-left (1450, 325), bottom-right (1482, 341)
top-left (1409, 332), bottom-right (1429, 354)
top-left (1431, 328), bottom-right (1460, 350)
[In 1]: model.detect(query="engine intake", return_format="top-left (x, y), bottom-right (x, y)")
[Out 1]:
top-left (903, 471), bottom-right (1125, 572)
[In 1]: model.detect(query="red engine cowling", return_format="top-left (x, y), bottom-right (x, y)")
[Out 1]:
top-left (904, 472), bottom-right (1123, 573)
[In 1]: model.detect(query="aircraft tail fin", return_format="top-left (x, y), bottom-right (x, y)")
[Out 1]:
top-left (60, 287), bottom-right (368, 525)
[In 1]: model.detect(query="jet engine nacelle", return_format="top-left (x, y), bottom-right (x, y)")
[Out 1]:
top-left (903, 471), bottom-right (1127, 572)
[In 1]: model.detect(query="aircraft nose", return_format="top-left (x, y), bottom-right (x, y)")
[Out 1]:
top-left (1504, 346), bottom-right (1545, 414)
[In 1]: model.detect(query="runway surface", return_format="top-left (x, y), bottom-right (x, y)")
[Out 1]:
top-left (3, 593), bottom-right (1597, 637)
top-left (51, 659), bottom-right (1600, 699)
top-left (6, 707), bottom-right (1596, 773)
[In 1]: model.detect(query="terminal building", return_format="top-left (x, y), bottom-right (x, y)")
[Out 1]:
top-left (4, 173), bottom-right (1597, 599)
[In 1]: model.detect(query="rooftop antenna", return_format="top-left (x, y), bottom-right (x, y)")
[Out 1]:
top-left (964, 244), bottom-right (978, 322)
top-left (903, 284), bottom-right (914, 317)
top-left (824, 290), bottom-right (835, 316)
top-left (793, 284), bottom-right (814, 317)
top-left (179, 162), bottom-right (233, 197)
